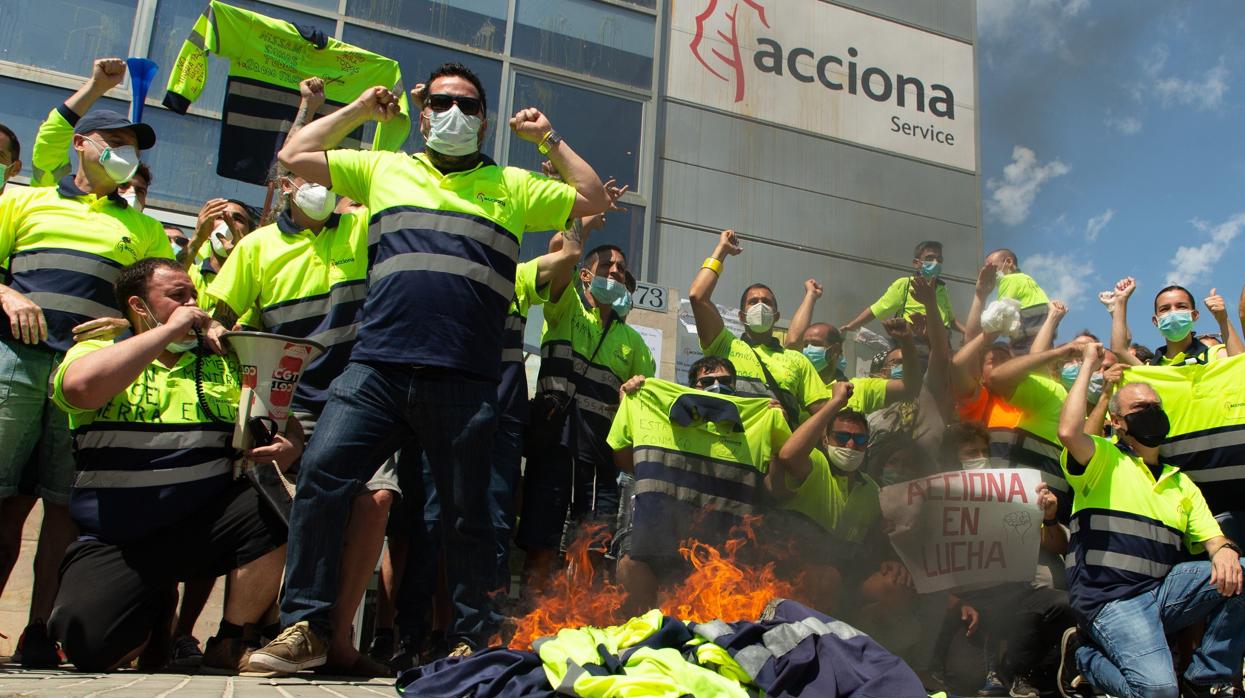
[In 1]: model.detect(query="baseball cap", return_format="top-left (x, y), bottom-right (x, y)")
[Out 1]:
top-left (74, 110), bottom-right (157, 151)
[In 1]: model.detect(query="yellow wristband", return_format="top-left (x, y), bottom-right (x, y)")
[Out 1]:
top-left (702, 257), bottom-right (723, 275)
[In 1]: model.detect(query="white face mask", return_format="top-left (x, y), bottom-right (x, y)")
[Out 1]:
top-left (424, 105), bottom-right (482, 157)
top-left (744, 302), bottom-right (776, 334)
top-left (120, 190), bottom-right (142, 212)
top-left (961, 457), bottom-right (991, 471)
top-left (210, 221), bottom-right (234, 258)
top-left (141, 301), bottom-right (198, 353)
top-left (292, 182), bottom-right (337, 221)
top-left (87, 138), bottom-right (140, 184)
top-left (828, 445), bottom-right (865, 472)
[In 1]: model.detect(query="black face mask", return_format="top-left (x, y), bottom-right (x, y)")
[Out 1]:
top-left (1122, 403), bottom-right (1170, 448)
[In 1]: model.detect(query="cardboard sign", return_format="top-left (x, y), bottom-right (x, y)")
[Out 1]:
top-left (879, 468), bottom-right (1043, 593)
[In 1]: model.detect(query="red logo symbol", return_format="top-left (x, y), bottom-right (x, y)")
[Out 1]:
top-left (268, 353), bottom-right (305, 408)
top-left (690, 0), bottom-right (769, 103)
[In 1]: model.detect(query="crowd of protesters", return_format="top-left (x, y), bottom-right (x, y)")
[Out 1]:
top-left (0, 55), bottom-right (1243, 698)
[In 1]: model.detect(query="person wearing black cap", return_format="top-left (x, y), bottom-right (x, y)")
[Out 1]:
top-left (0, 107), bottom-right (173, 668)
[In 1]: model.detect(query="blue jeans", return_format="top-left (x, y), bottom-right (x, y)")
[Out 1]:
top-left (1076, 560), bottom-right (1245, 696)
top-left (279, 362), bottom-right (499, 647)
top-left (488, 419), bottom-right (523, 592)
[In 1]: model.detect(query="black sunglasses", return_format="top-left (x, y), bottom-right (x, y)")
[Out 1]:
top-left (694, 375), bottom-right (735, 390)
top-left (831, 431), bottom-right (868, 448)
top-left (426, 93), bottom-right (483, 117)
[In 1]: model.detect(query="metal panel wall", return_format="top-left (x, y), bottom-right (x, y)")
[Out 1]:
top-left (650, 0), bottom-right (980, 336)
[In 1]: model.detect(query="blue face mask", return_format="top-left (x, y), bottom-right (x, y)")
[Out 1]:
top-left (589, 275), bottom-right (631, 318)
top-left (920, 260), bottom-right (942, 278)
top-left (171, 242), bottom-right (184, 258)
top-left (803, 345), bottom-right (828, 371)
top-left (1059, 362), bottom-right (1080, 388)
top-left (1060, 362), bottom-right (1105, 402)
top-left (704, 382), bottom-right (735, 395)
top-left (837, 355), bottom-right (848, 373)
top-left (889, 364), bottom-right (904, 380)
top-left (1156, 310), bottom-right (1194, 342)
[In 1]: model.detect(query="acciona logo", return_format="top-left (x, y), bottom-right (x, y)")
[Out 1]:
top-left (672, 0), bottom-right (976, 170)
top-left (689, 0), bottom-right (954, 118)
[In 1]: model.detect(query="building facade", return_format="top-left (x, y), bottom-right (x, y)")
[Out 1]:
top-left (0, 0), bottom-right (979, 334)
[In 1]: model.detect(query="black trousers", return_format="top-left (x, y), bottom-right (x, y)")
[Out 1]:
top-left (48, 481), bottom-right (286, 671)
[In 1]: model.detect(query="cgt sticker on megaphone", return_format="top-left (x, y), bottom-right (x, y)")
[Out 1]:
top-left (223, 332), bottom-right (325, 451)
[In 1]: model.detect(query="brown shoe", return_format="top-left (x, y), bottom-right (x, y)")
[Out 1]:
top-left (244, 621), bottom-right (327, 676)
top-left (201, 635), bottom-right (256, 675)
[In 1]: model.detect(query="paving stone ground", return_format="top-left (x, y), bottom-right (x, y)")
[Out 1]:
top-left (0, 666), bottom-right (397, 697)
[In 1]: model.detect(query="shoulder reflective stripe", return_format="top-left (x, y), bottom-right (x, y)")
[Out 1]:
top-left (557, 660), bottom-right (586, 695)
top-left (693, 619), bottom-right (732, 643)
top-left (501, 348), bottom-right (524, 363)
top-left (369, 210), bottom-right (520, 261)
top-left (989, 430), bottom-right (1019, 447)
top-left (10, 252), bottom-right (121, 282)
top-left (371, 253), bottom-right (512, 301)
top-left (634, 446), bottom-right (761, 482)
top-left (732, 644), bottom-right (771, 681)
top-left (187, 29), bottom-right (206, 50)
top-left (539, 376), bottom-right (571, 395)
top-left (76, 428), bottom-right (228, 450)
top-left (762, 617), bottom-right (862, 660)
top-left (732, 376), bottom-right (773, 399)
top-left (505, 315), bottom-right (525, 331)
top-left (1083, 550), bottom-right (1171, 578)
top-left (262, 283), bottom-right (367, 327)
top-left (1089, 513), bottom-right (1182, 547)
top-left (1039, 471), bottom-right (1071, 493)
top-left (1018, 435), bottom-right (1063, 461)
top-left (307, 322), bottom-right (359, 348)
top-left (73, 459), bottom-right (231, 488)
top-left (1163, 428), bottom-right (1245, 456)
top-left (1184, 465), bottom-right (1245, 483)
top-left (1065, 551), bottom-right (1077, 567)
top-left (25, 292), bottom-right (121, 319)
top-left (633, 479), bottom-right (757, 516)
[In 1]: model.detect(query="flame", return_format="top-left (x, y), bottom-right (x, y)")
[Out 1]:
top-left (504, 516), bottom-right (796, 650)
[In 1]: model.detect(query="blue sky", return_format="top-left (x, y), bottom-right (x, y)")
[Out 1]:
top-left (977, 0), bottom-right (1245, 345)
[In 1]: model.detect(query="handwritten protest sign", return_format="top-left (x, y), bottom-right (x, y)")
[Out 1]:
top-left (879, 468), bottom-right (1043, 594)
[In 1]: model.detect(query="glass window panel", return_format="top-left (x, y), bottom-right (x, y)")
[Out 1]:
top-left (0, 78), bottom-right (128, 182)
top-left (342, 25), bottom-right (504, 154)
top-left (0, 0), bottom-right (135, 77)
top-left (287, 0), bottom-right (340, 11)
top-left (346, 0), bottom-right (507, 53)
top-left (148, 0), bottom-right (328, 110)
top-left (513, 0), bottom-right (654, 88)
top-left (507, 73), bottom-right (642, 192)
top-left (614, 0), bottom-right (657, 9)
top-left (517, 203), bottom-right (644, 274)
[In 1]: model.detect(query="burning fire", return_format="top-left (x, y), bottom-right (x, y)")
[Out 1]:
top-left (506, 516), bottom-right (794, 650)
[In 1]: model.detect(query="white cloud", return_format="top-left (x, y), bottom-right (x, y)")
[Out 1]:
top-left (1142, 50), bottom-right (1230, 111)
top-left (986, 146), bottom-right (1071, 226)
top-left (1085, 209), bottom-right (1115, 242)
top-left (978, 0), bottom-right (1088, 42)
top-left (1165, 213), bottom-right (1245, 286)
top-left (1104, 115), bottom-right (1142, 135)
top-left (1025, 252), bottom-right (1094, 304)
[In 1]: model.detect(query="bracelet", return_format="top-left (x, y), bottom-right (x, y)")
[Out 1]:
top-left (1041, 518), bottom-right (1058, 527)
top-left (1221, 541), bottom-right (1242, 557)
top-left (701, 257), bottom-right (723, 275)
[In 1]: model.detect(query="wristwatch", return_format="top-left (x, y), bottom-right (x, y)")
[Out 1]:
top-left (537, 129), bottom-right (563, 155)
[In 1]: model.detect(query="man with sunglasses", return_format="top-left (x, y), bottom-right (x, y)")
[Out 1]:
top-left (252, 62), bottom-right (608, 673)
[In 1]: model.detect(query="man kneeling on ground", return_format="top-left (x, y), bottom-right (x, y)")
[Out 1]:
top-left (47, 258), bottom-right (298, 672)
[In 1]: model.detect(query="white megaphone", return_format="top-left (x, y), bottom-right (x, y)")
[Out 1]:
top-left (222, 331), bottom-right (324, 452)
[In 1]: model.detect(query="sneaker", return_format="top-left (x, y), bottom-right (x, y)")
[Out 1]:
top-left (244, 621), bottom-right (327, 676)
top-left (978, 670), bottom-right (1008, 696)
top-left (169, 635), bottom-right (204, 668)
top-left (447, 641), bottom-right (474, 659)
top-left (1180, 678), bottom-right (1240, 697)
top-left (1057, 627), bottom-right (1091, 698)
top-left (367, 629), bottom-right (394, 663)
top-left (202, 636), bottom-right (255, 675)
top-left (1009, 675), bottom-right (1040, 698)
top-left (19, 621), bottom-right (62, 669)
